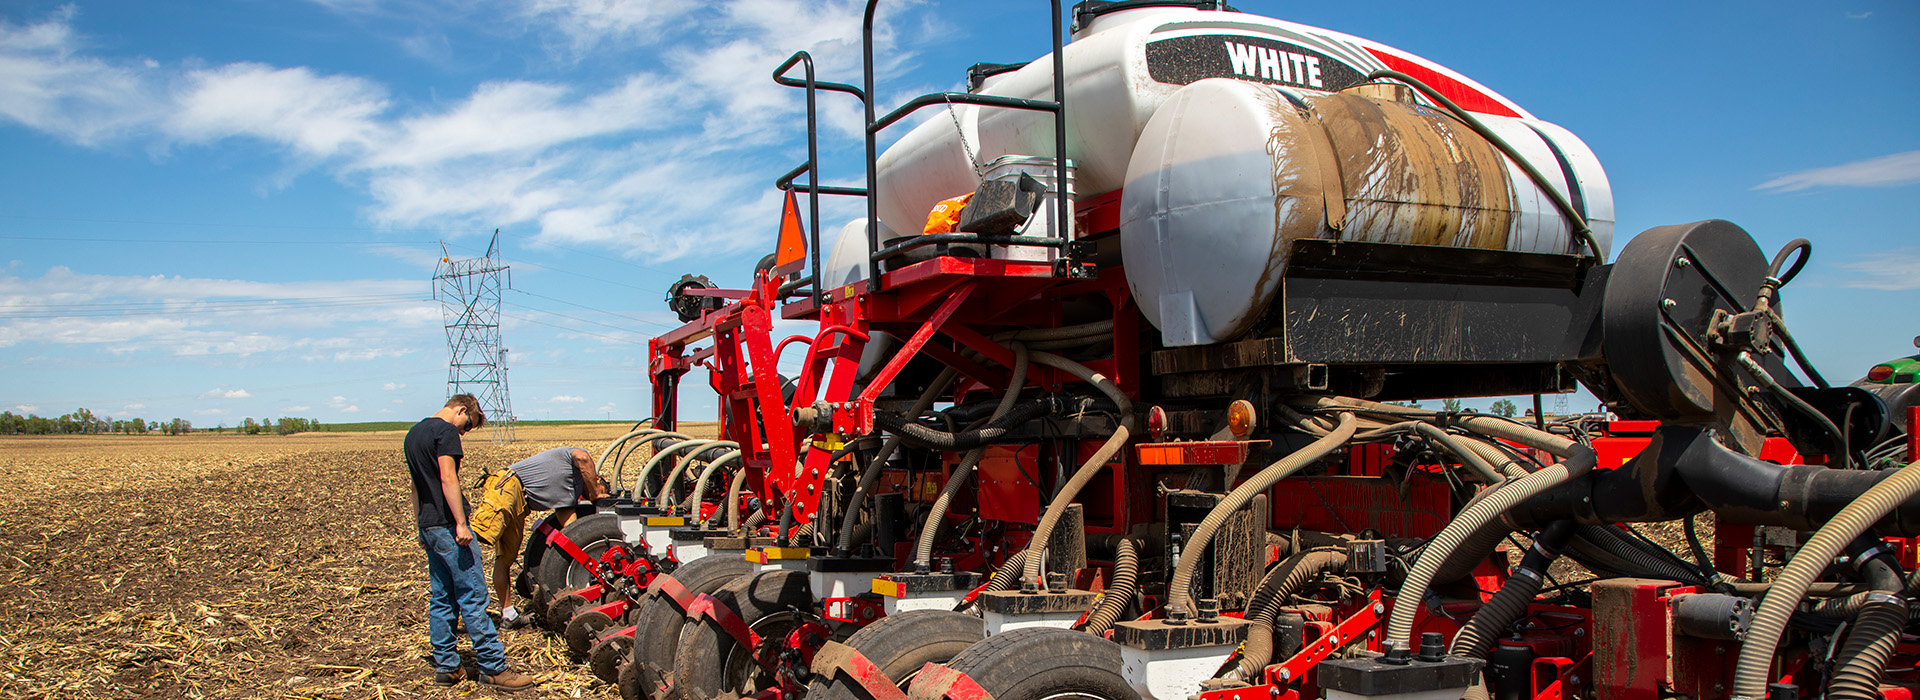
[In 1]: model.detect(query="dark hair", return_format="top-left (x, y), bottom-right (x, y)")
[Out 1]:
top-left (445, 394), bottom-right (485, 429)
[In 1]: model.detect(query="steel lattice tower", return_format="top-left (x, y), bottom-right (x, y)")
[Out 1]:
top-left (435, 231), bottom-right (514, 443)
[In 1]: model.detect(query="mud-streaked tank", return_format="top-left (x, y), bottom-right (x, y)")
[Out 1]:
top-left (869, 4), bottom-right (1614, 346)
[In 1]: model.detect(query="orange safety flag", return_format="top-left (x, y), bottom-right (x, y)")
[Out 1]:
top-left (922, 192), bottom-right (973, 235)
top-left (773, 189), bottom-right (806, 276)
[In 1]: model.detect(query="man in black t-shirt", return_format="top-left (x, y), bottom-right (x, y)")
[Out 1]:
top-left (404, 394), bottom-right (534, 691)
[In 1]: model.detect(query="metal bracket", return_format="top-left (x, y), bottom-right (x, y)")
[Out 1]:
top-left (686, 593), bottom-right (770, 671)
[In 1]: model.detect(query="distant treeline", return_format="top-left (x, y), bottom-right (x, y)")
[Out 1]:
top-left (0, 409), bottom-right (320, 436)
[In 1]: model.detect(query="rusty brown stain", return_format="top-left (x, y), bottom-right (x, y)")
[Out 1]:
top-left (1309, 93), bottom-right (1517, 251)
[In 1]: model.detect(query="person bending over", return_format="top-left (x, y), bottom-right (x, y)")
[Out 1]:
top-left (471, 445), bottom-right (610, 628)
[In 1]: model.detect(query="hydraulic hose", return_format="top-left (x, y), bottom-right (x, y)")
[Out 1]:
top-left (1386, 443), bottom-right (1597, 648)
top-left (632, 437), bottom-right (710, 501)
top-left (619, 432), bottom-right (693, 494)
top-left (1827, 593), bottom-right (1908, 700)
top-left (725, 465), bottom-right (749, 532)
top-left (1411, 423), bottom-right (1503, 484)
top-left (996, 320), bottom-right (1113, 342)
top-left (680, 449), bottom-right (742, 517)
top-left (1082, 538), bottom-right (1141, 637)
top-left (1239, 549), bottom-right (1349, 677)
top-left (656, 440), bottom-right (737, 504)
top-left (1738, 351), bottom-right (1849, 465)
top-left (599, 427), bottom-right (668, 487)
top-left (1452, 521), bottom-right (1577, 659)
top-left (872, 398), bottom-right (1053, 451)
top-left (837, 367), bottom-right (960, 553)
top-left (915, 342), bottom-right (1029, 571)
top-left (1732, 458), bottom-right (1920, 699)
top-left (1020, 351), bottom-right (1136, 585)
top-left (1169, 413), bottom-right (1359, 617)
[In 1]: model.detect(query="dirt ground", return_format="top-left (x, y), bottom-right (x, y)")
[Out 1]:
top-left (0, 423), bottom-right (712, 700)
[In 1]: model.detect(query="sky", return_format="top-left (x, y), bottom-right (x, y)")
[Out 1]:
top-left (0, 0), bottom-right (1915, 427)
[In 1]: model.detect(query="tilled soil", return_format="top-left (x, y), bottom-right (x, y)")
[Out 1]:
top-left (0, 425), bottom-right (705, 699)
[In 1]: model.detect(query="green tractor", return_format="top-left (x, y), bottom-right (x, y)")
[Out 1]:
top-left (1854, 335), bottom-right (1919, 468)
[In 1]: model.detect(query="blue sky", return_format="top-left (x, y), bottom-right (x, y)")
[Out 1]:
top-left (1, 0), bottom-right (1915, 427)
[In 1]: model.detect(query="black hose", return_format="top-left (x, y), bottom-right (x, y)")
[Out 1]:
top-left (1452, 521), bottom-right (1576, 659)
top-left (1082, 538), bottom-right (1140, 636)
top-left (1239, 549), bottom-right (1349, 677)
top-left (1768, 238), bottom-right (1811, 285)
top-left (871, 398), bottom-right (1054, 451)
top-left (1826, 593), bottom-right (1907, 700)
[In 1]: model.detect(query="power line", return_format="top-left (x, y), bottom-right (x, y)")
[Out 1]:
top-left (508, 288), bottom-right (671, 328)
top-left (0, 234), bottom-right (438, 246)
top-left (504, 302), bottom-right (659, 335)
top-left (501, 312), bottom-right (644, 345)
top-left (0, 296), bottom-right (429, 320)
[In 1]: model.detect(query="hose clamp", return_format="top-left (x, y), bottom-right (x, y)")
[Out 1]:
top-left (1513, 566), bottom-right (1544, 583)
top-left (1862, 591), bottom-right (1905, 607)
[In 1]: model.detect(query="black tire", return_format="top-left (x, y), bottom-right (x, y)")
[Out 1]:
top-left (519, 515), bottom-right (554, 604)
top-left (937, 627), bottom-right (1140, 700)
top-left (627, 555), bottom-right (756, 700)
top-left (806, 610), bottom-right (985, 700)
top-left (670, 569), bottom-right (816, 700)
top-left (591, 633), bottom-right (635, 683)
top-left (534, 513), bottom-right (627, 621)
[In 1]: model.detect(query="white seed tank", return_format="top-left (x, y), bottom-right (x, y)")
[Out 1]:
top-left (869, 5), bottom-right (1614, 347)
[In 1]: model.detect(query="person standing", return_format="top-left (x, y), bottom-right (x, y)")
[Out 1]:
top-left (472, 446), bottom-right (611, 628)
top-left (404, 394), bottom-right (535, 691)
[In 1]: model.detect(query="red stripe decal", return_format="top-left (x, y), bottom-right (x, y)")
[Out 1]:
top-left (1363, 47), bottom-right (1521, 118)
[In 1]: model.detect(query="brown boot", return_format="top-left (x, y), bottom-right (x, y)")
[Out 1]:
top-left (433, 667), bottom-right (468, 685)
top-left (479, 669), bottom-right (537, 692)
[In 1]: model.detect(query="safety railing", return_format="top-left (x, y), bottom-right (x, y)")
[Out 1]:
top-left (772, 51), bottom-right (869, 308)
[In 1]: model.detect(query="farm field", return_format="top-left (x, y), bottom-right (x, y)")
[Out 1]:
top-left (0, 423), bottom-right (713, 699)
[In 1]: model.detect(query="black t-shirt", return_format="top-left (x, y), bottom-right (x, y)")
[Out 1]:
top-left (405, 416), bottom-right (467, 528)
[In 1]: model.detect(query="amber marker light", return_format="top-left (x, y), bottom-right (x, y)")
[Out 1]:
top-left (1227, 400), bottom-right (1256, 438)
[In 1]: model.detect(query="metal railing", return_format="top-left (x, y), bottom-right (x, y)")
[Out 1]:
top-left (771, 1), bottom-right (1072, 304)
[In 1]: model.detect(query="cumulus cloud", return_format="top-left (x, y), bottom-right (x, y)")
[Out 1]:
top-left (383, 382), bottom-right (406, 390)
top-left (122, 403), bottom-right (145, 411)
top-left (1835, 248), bottom-right (1920, 291)
top-left (198, 388), bottom-right (252, 398)
top-left (1756, 150), bottom-right (1920, 192)
top-left (282, 405), bottom-right (312, 412)
top-left (0, 1), bottom-right (936, 262)
top-left (194, 408), bottom-right (226, 416)
top-left (341, 405), bottom-right (361, 413)
top-left (549, 394), bottom-right (585, 403)
top-left (13, 404), bottom-right (38, 413)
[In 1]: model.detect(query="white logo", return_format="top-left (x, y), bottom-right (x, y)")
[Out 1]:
top-left (1224, 41), bottom-right (1324, 89)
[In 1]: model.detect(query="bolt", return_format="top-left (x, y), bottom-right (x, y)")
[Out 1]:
top-left (1662, 298), bottom-right (1677, 310)
top-left (1574, 628), bottom-right (1585, 637)
top-left (1373, 602), bottom-right (1385, 615)
top-left (1570, 675), bottom-right (1583, 686)
top-left (1278, 669), bottom-right (1292, 682)
top-left (1268, 687), bottom-right (1280, 698)
top-left (1676, 257), bottom-right (1692, 269)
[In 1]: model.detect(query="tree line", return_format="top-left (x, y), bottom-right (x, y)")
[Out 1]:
top-left (0, 409), bottom-right (320, 436)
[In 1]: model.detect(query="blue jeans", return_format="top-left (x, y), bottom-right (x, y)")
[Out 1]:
top-left (418, 525), bottom-right (507, 674)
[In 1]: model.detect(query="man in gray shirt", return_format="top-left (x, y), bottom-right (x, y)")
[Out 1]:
top-left (471, 446), bottom-right (609, 628)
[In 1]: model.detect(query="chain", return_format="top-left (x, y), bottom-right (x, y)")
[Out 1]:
top-left (943, 93), bottom-right (984, 183)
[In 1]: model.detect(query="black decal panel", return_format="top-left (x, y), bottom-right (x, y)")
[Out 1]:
top-left (1146, 34), bottom-right (1366, 92)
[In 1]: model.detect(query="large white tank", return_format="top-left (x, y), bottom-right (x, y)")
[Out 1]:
top-left (866, 4), bottom-right (1614, 345)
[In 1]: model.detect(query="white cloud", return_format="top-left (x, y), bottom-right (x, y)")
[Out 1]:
top-left (0, 266), bottom-right (433, 359)
top-left (122, 403), bottom-right (145, 411)
top-left (0, 8), bottom-right (166, 144)
top-left (0, 2), bottom-right (937, 263)
top-left (383, 382), bottom-right (406, 390)
top-left (378, 408), bottom-right (395, 414)
top-left (166, 63), bottom-right (390, 158)
top-left (282, 405), bottom-right (312, 412)
top-left (194, 408), bottom-right (226, 416)
top-left (12, 404), bottom-right (38, 413)
top-left (596, 402), bottom-right (615, 413)
top-left (198, 388), bottom-right (252, 398)
top-left (549, 394), bottom-right (585, 403)
top-left (341, 405), bottom-right (361, 413)
top-left (1756, 150), bottom-right (1920, 192)
top-left (1835, 248), bottom-right (1920, 291)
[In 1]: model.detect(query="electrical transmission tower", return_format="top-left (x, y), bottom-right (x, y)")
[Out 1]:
top-left (435, 230), bottom-right (514, 443)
